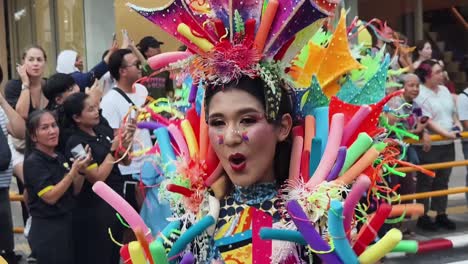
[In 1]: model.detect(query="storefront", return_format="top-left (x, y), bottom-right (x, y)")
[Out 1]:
top-left (1, 0), bottom-right (466, 88)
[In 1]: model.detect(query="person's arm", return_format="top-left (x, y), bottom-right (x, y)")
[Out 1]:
top-left (426, 119), bottom-right (457, 139)
top-left (65, 137), bottom-right (116, 184)
top-left (0, 93), bottom-right (25, 139)
top-left (112, 125), bottom-right (134, 166)
top-left (15, 89), bottom-right (31, 120)
top-left (128, 43), bottom-right (147, 69)
top-left (14, 64), bottom-right (32, 119)
top-left (25, 158), bottom-right (78, 205)
top-left (82, 152), bottom-right (117, 184)
top-left (409, 119), bottom-right (428, 135)
top-left (457, 94), bottom-right (468, 131)
top-left (0, 129), bottom-right (11, 170)
top-left (86, 61), bottom-right (108, 82)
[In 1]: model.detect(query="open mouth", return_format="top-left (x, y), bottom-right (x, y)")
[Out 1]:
top-left (229, 153), bottom-right (246, 172)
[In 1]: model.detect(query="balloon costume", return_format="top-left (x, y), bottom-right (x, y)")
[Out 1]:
top-left (92, 1), bottom-right (434, 263)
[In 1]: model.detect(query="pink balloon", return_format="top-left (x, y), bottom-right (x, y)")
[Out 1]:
top-left (343, 175), bottom-right (371, 240)
top-left (341, 105), bottom-right (371, 146)
top-left (306, 113), bottom-right (344, 188)
top-left (147, 51), bottom-right (192, 71)
top-left (167, 124), bottom-right (190, 160)
top-left (92, 181), bottom-right (152, 241)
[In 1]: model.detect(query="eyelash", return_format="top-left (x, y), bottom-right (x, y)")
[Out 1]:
top-left (208, 116), bottom-right (258, 128)
top-left (208, 120), bottom-right (225, 127)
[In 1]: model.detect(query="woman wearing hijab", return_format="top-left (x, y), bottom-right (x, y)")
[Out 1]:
top-left (56, 40), bottom-right (118, 91)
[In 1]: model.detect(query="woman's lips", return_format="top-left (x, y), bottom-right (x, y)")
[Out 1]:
top-left (229, 153), bottom-right (246, 172)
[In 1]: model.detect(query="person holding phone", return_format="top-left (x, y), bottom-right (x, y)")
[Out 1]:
top-left (23, 110), bottom-right (90, 264)
top-left (56, 36), bottom-right (119, 92)
top-left (62, 93), bottom-right (135, 264)
top-left (385, 73), bottom-right (428, 236)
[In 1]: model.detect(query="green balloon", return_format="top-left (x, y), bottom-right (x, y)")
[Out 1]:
top-left (339, 133), bottom-right (373, 176)
top-left (150, 240), bottom-right (169, 264)
top-left (391, 240), bottom-right (418, 253)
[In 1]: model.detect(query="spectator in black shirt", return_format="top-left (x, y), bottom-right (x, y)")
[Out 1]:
top-left (43, 73), bottom-right (105, 152)
top-left (23, 110), bottom-right (90, 264)
top-left (62, 93), bottom-right (135, 264)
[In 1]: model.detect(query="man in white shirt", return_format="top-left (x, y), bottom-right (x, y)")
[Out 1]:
top-left (100, 49), bottom-right (152, 209)
top-left (457, 88), bottom-right (468, 202)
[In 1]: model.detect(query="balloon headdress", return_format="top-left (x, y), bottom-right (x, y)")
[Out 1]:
top-left (128, 0), bottom-right (338, 120)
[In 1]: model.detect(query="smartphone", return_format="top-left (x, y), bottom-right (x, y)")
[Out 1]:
top-left (129, 109), bottom-right (137, 123)
top-left (112, 32), bottom-right (117, 42)
top-left (420, 116), bottom-right (429, 124)
top-left (452, 126), bottom-right (462, 137)
top-left (70, 144), bottom-right (86, 160)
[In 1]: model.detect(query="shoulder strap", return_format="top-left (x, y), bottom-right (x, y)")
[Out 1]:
top-left (113, 87), bottom-right (135, 106)
top-left (462, 91), bottom-right (468, 97)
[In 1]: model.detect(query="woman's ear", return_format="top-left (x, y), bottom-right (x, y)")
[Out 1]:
top-left (55, 95), bottom-right (64, 106)
top-left (72, 114), bottom-right (81, 125)
top-left (276, 113), bottom-right (292, 142)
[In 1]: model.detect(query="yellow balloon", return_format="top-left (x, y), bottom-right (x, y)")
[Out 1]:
top-left (177, 23), bottom-right (214, 52)
top-left (181, 119), bottom-right (199, 159)
top-left (358, 228), bottom-right (402, 264)
top-left (128, 241), bottom-right (147, 264)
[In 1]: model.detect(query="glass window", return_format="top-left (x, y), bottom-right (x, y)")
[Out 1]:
top-left (6, 0), bottom-right (86, 78)
top-left (56, 0), bottom-right (86, 69)
top-left (32, 0), bottom-right (55, 76)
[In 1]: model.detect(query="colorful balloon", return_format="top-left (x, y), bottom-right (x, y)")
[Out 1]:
top-left (92, 181), bottom-right (152, 241)
top-left (339, 132), bottom-right (373, 176)
top-left (287, 200), bottom-right (342, 263)
top-left (147, 51), bottom-right (192, 71)
top-left (358, 228), bottom-right (402, 264)
top-left (328, 200), bottom-right (358, 264)
top-left (343, 175), bottom-right (371, 239)
top-left (128, 241), bottom-right (147, 264)
top-left (326, 146), bottom-right (347, 181)
top-left (307, 113), bottom-right (344, 188)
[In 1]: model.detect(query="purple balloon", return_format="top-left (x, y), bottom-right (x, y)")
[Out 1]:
top-left (189, 83), bottom-right (198, 103)
top-left (326, 147), bottom-right (347, 181)
top-left (137, 121), bottom-right (164, 131)
top-left (286, 200), bottom-right (342, 264)
top-left (180, 252), bottom-right (195, 264)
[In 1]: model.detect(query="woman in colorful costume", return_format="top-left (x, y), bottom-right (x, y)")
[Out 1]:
top-left (88, 1), bottom-right (438, 263)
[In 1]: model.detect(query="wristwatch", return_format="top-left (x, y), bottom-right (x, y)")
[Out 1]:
top-left (21, 84), bottom-right (29, 90)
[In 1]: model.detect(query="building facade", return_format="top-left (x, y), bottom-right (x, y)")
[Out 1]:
top-left (1, 0), bottom-right (467, 89)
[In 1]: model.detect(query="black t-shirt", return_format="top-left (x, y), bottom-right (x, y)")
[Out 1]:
top-left (24, 149), bottom-right (75, 218)
top-left (64, 122), bottom-right (123, 206)
top-left (4, 79), bottom-right (47, 112)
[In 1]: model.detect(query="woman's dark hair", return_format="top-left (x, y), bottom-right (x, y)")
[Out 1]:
top-left (204, 76), bottom-right (294, 186)
top-left (43, 73), bottom-right (77, 109)
top-left (62, 92), bottom-right (89, 128)
top-left (414, 59), bottom-right (439, 84)
top-left (413, 40), bottom-right (430, 60)
top-left (25, 110), bottom-right (56, 157)
top-left (22, 44), bottom-right (47, 61)
top-left (0, 65), bottom-right (3, 83)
